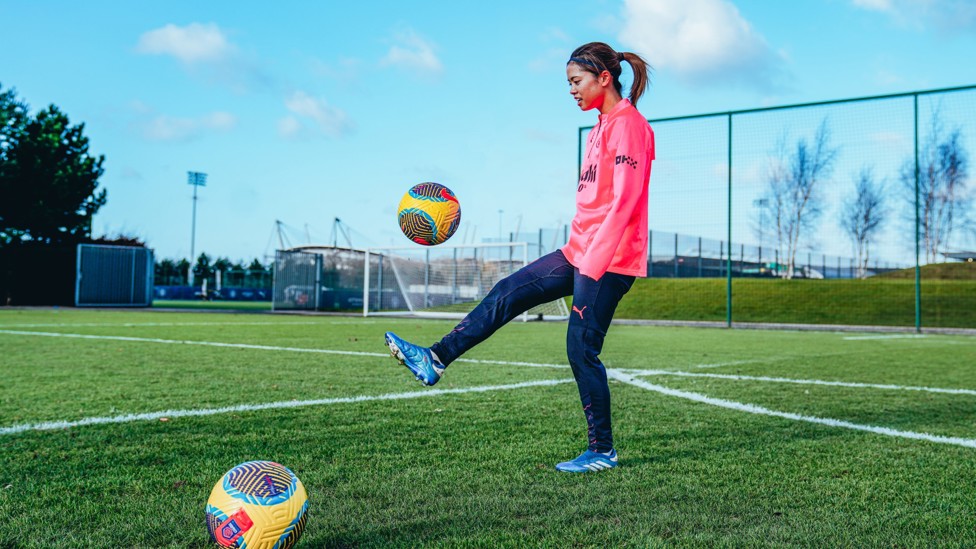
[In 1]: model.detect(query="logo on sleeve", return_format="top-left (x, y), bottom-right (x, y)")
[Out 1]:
top-left (615, 155), bottom-right (638, 169)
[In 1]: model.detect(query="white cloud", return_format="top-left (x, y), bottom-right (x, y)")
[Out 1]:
top-left (136, 23), bottom-right (233, 64)
top-left (137, 110), bottom-right (237, 142)
top-left (618, 0), bottom-right (784, 89)
top-left (279, 91), bottom-right (352, 139)
top-left (381, 28), bottom-right (443, 74)
top-left (135, 23), bottom-right (273, 93)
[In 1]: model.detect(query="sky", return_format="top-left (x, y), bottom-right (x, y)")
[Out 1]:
top-left (2, 0), bottom-right (975, 264)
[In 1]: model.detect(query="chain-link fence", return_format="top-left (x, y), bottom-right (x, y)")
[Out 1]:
top-left (580, 85), bottom-right (976, 329)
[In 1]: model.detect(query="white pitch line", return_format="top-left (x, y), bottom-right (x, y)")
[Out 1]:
top-left (4, 327), bottom-right (974, 447)
top-left (453, 357), bottom-right (569, 370)
top-left (0, 329), bottom-right (390, 358)
top-left (689, 359), bottom-right (760, 370)
top-left (3, 330), bottom-right (970, 396)
top-left (0, 321), bottom-right (357, 328)
top-left (843, 334), bottom-right (929, 340)
top-left (608, 369), bottom-right (976, 449)
top-left (0, 329), bottom-right (573, 368)
top-left (0, 378), bottom-right (574, 436)
top-left (618, 369), bottom-right (976, 396)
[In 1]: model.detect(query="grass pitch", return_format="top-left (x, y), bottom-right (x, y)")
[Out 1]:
top-left (1, 308), bottom-right (974, 547)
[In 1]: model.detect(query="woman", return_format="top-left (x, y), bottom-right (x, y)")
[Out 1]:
top-left (385, 42), bottom-right (654, 473)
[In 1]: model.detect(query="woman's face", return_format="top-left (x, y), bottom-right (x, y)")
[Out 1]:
top-left (567, 64), bottom-right (607, 112)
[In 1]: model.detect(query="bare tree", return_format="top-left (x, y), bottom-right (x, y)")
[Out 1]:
top-left (840, 167), bottom-right (887, 278)
top-left (901, 111), bottom-right (973, 263)
top-left (759, 119), bottom-right (838, 278)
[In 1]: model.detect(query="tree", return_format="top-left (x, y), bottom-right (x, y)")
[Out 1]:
top-left (758, 119), bottom-right (838, 279)
top-left (176, 259), bottom-right (191, 284)
top-left (840, 167), bottom-right (887, 278)
top-left (0, 84), bottom-right (107, 246)
top-left (213, 257), bottom-right (234, 273)
top-left (0, 86), bottom-right (27, 157)
top-left (900, 112), bottom-right (972, 263)
top-left (155, 258), bottom-right (183, 286)
top-left (192, 253), bottom-right (214, 283)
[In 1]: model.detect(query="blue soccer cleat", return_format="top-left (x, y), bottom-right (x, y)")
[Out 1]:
top-left (384, 331), bottom-right (445, 386)
top-left (555, 449), bottom-right (618, 473)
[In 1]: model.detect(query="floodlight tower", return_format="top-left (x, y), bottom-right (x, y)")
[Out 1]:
top-left (188, 171), bottom-right (208, 262)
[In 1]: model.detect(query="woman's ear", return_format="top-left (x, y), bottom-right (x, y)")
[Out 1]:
top-left (599, 70), bottom-right (612, 87)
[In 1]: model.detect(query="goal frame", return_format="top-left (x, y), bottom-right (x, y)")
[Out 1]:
top-left (362, 242), bottom-right (569, 321)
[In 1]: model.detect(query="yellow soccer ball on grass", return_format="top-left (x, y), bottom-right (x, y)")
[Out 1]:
top-left (205, 460), bottom-right (308, 548)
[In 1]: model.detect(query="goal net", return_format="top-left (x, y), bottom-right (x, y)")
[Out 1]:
top-left (363, 242), bottom-right (569, 320)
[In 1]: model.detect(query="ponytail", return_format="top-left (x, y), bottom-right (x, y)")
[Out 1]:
top-left (619, 51), bottom-right (650, 108)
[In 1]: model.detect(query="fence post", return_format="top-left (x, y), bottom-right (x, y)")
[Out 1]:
top-left (648, 230), bottom-right (653, 277)
top-left (726, 112), bottom-right (733, 327)
top-left (914, 93), bottom-right (922, 332)
top-left (424, 248), bottom-right (430, 308)
top-left (377, 254), bottom-right (384, 309)
top-left (363, 249), bottom-right (370, 316)
top-left (314, 254), bottom-right (322, 311)
top-left (674, 232), bottom-right (679, 278)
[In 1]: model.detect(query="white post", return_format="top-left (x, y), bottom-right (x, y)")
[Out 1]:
top-left (521, 242), bottom-right (530, 322)
top-left (363, 249), bottom-right (371, 317)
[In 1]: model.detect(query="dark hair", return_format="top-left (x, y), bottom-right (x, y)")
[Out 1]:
top-left (567, 42), bottom-right (651, 107)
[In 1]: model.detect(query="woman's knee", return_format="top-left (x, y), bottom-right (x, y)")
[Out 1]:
top-left (566, 323), bottom-right (602, 363)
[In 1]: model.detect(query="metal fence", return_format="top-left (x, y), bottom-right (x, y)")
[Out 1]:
top-left (272, 247), bottom-right (369, 312)
top-left (154, 267), bottom-right (272, 289)
top-left (580, 85), bottom-right (976, 329)
top-left (75, 244), bottom-right (154, 307)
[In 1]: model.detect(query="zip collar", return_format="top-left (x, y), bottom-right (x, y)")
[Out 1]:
top-left (598, 98), bottom-right (633, 122)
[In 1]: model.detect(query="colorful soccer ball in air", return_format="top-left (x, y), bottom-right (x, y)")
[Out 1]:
top-left (397, 182), bottom-right (461, 246)
top-left (205, 460), bottom-right (308, 548)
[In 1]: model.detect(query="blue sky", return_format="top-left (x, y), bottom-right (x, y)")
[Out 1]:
top-left (2, 0), bottom-right (975, 263)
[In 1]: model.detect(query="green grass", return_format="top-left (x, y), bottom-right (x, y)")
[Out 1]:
top-left (615, 277), bottom-right (976, 328)
top-left (1, 308), bottom-right (975, 547)
top-left (152, 299), bottom-right (272, 311)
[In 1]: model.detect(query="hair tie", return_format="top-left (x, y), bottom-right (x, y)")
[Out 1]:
top-left (617, 52), bottom-right (625, 62)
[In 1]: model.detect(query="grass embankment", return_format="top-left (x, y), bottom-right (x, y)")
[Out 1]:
top-left (616, 262), bottom-right (976, 328)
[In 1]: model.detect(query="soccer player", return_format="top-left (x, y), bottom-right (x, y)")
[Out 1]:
top-left (385, 42), bottom-right (655, 473)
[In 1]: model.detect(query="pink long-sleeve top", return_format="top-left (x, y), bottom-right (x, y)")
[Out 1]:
top-left (562, 98), bottom-right (655, 280)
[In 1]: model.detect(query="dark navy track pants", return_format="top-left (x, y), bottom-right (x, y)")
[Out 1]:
top-left (431, 249), bottom-right (635, 453)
